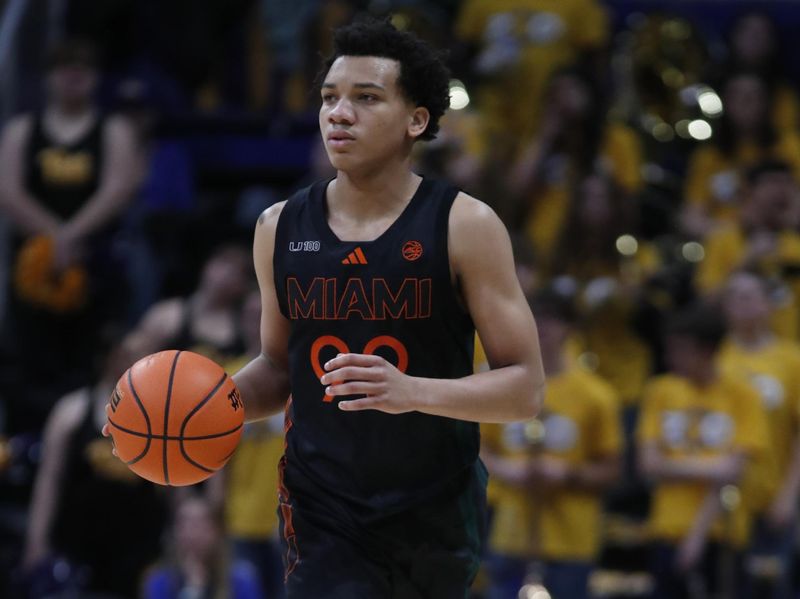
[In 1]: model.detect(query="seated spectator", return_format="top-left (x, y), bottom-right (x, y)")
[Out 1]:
top-left (719, 271), bottom-right (800, 598)
top-left (130, 243), bottom-right (251, 364)
top-left (482, 289), bottom-right (621, 599)
top-left (695, 160), bottom-right (800, 339)
top-left (21, 330), bottom-right (167, 598)
top-left (508, 68), bottom-right (643, 262)
top-left (682, 72), bottom-right (800, 237)
top-left (143, 495), bottom-right (263, 599)
top-left (637, 303), bottom-right (768, 599)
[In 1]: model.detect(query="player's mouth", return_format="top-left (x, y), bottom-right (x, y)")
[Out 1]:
top-left (327, 131), bottom-right (356, 149)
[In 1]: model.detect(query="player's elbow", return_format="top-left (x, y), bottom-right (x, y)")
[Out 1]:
top-left (517, 380), bottom-right (544, 420)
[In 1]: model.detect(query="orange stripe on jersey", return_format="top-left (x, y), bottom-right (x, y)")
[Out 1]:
top-left (354, 246), bottom-right (368, 264)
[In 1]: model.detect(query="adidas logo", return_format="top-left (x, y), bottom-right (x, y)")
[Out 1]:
top-left (342, 247), bottom-right (368, 265)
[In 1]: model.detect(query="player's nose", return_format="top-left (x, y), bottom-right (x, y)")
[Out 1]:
top-left (328, 98), bottom-right (355, 124)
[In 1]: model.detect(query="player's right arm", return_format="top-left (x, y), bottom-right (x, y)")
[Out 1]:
top-left (232, 202), bottom-right (292, 423)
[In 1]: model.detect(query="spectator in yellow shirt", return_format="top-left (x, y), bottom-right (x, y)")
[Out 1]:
top-left (719, 271), bottom-right (800, 598)
top-left (547, 173), bottom-right (657, 407)
top-left (482, 289), bottom-right (622, 599)
top-left (455, 0), bottom-right (608, 162)
top-left (637, 303), bottom-right (768, 599)
top-left (682, 72), bottom-right (800, 237)
top-left (694, 160), bottom-right (800, 339)
top-left (508, 69), bottom-right (643, 262)
top-left (210, 289), bottom-right (286, 598)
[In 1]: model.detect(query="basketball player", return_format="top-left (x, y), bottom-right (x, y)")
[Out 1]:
top-left (110, 17), bottom-right (545, 597)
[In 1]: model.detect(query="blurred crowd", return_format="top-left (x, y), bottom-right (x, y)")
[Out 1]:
top-left (2, 1), bottom-right (800, 598)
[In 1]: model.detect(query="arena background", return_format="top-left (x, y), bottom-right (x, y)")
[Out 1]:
top-left (2, 1), bottom-right (800, 598)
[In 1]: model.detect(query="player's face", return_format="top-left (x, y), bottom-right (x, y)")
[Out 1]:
top-left (723, 273), bottom-right (771, 328)
top-left (319, 56), bottom-right (427, 173)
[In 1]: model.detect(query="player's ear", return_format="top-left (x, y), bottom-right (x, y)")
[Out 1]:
top-left (408, 106), bottom-right (430, 140)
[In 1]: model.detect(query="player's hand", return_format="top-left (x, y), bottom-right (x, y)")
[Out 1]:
top-left (321, 353), bottom-right (419, 414)
top-left (103, 404), bottom-right (118, 457)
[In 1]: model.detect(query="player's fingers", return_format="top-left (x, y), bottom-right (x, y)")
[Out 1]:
top-left (320, 366), bottom-right (381, 385)
top-left (101, 423), bottom-right (110, 437)
top-left (338, 396), bottom-right (383, 411)
top-left (324, 353), bottom-right (383, 371)
top-left (325, 381), bottom-right (383, 396)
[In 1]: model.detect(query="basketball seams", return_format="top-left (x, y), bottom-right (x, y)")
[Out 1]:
top-left (125, 368), bottom-right (152, 466)
top-left (179, 371), bottom-right (230, 473)
top-left (107, 417), bottom-right (243, 441)
top-left (163, 350), bottom-right (182, 485)
top-left (112, 350), bottom-right (243, 486)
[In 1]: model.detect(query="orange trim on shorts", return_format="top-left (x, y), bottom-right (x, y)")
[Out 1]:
top-left (278, 396), bottom-right (300, 581)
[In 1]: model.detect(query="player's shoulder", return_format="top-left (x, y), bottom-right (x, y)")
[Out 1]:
top-left (256, 200), bottom-right (288, 233)
top-left (449, 191), bottom-right (504, 237)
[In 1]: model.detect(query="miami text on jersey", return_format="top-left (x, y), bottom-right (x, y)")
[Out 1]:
top-left (287, 276), bottom-right (432, 320)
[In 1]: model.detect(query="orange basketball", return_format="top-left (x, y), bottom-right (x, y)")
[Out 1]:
top-left (107, 350), bottom-right (244, 486)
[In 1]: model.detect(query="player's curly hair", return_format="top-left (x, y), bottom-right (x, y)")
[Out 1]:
top-left (320, 16), bottom-right (451, 141)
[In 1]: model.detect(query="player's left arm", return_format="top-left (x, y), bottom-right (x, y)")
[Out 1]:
top-left (323, 193), bottom-right (545, 422)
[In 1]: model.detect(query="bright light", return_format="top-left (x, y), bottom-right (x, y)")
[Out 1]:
top-left (616, 234), bottom-right (639, 256)
top-left (698, 90), bottom-right (723, 116)
top-left (688, 119), bottom-right (712, 140)
top-left (519, 584), bottom-right (551, 599)
top-left (682, 241), bottom-right (705, 262)
top-left (449, 80), bottom-right (470, 110)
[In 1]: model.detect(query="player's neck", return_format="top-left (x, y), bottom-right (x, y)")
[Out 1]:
top-left (332, 161), bottom-right (420, 219)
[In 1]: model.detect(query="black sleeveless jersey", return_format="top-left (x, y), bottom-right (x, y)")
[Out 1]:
top-left (25, 111), bottom-right (104, 220)
top-left (273, 176), bottom-right (478, 518)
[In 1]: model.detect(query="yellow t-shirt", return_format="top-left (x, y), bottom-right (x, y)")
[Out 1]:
top-left (456, 0), bottom-right (608, 151)
top-left (569, 244), bottom-right (659, 406)
top-left (524, 122), bottom-right (643, 263)
top-left (637, 374), bottom-right (768, 547)
top-left (486, 368), bottom-right (621, 560)
top-left (717, 337), bottom-right (800, 512)
top-left (694, 225), bottom-right (800, 339)
top-left (223, 354), bottom-right (284, 539)
top-left (684, 133), bottom-right (800, 226)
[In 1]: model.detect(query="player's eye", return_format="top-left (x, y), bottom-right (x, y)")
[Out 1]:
top-left (359, 94), bottom-right (378, 102)
top-left (322, 93), bottom-right (336, 103)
